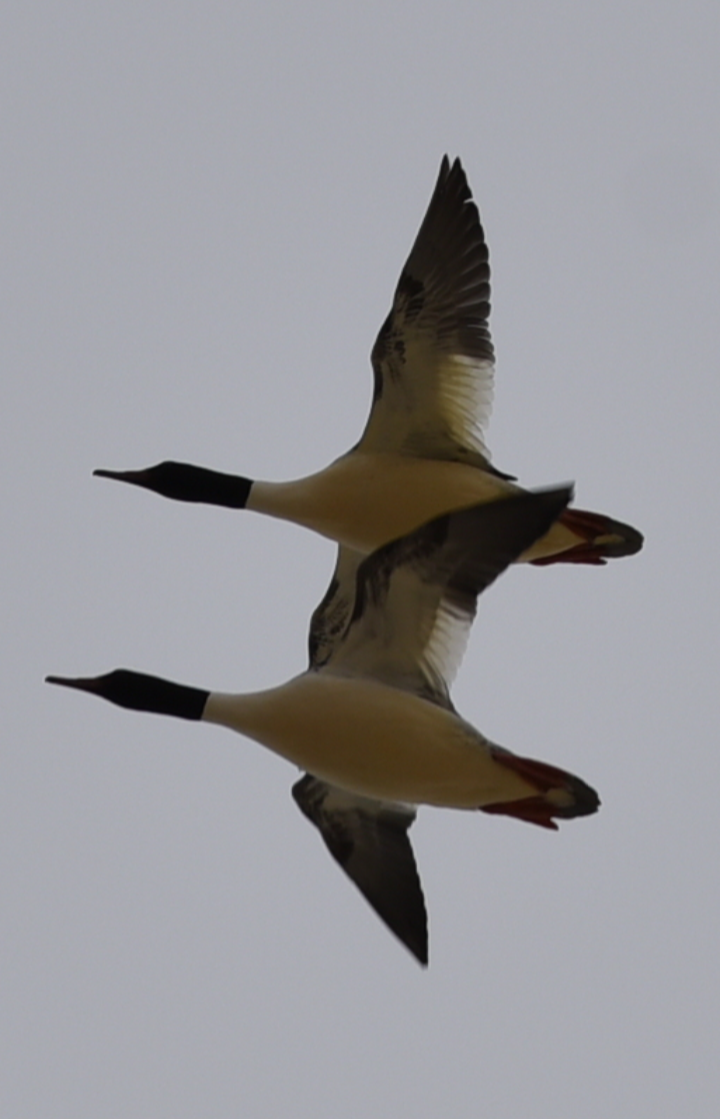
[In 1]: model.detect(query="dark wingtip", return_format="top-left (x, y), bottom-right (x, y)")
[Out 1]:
top-left (391, 927), bottom-right (428, 966)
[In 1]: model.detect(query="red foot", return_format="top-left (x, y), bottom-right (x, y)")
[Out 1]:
top-left (481, 796), bottom-right (561, 830)
top-left (480, 749), bottom-right (600, 829)
top-left (531, 507), bottom-right (644, 566)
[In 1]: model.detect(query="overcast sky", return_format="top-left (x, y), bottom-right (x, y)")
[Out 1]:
top-left (4, 1), bottom-right (720, 1116)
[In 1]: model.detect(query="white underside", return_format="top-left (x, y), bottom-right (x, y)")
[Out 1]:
top-left (247, 452), bottom-right (579, 559)
top-left (203, 672), bottom-right (537, 809)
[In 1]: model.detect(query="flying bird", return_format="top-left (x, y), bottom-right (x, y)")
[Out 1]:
top-left (95, 157), bottom-right (642, 655)
top-left (48, 487), bottom-right (600, 965)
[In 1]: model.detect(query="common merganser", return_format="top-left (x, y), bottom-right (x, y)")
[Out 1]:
top-left (95, 158), bottom-right (643, 571)
top-left (47, 487), bottom-right (599, 964)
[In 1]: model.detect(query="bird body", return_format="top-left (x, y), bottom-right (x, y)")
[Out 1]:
top-left (95, 157), bottom-right (642, 677)
top-left (205, 672), bottom-right (536, 809)
top-left (246, 450), bottom-right (584, 562)
top-left (96, 157), bottom-right (642, 581)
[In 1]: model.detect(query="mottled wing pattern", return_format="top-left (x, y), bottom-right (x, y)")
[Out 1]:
top-left (326, 488), bottom-right (573, 704)
top-left (292, 774), bottom-right (427, 965)
top-left (359, 156), bottom-right (496, 464)
top-left (308, 546), bottom-right (364, 669)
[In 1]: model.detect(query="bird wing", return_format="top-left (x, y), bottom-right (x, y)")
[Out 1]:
top-left (308, 546), bottom-right (364, 669)
top-left (292, 774), bottom-right (427, 965)
top-left (358, 156), bottom-right (498, 467)
top-left (324, 488), bottom-right (572, 705)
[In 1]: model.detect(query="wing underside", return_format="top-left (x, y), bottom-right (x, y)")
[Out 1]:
top-left (292, 774), bottom-right (428, 965)
top-left (324, 488), bottom-right (573, 703)
top-left (360, 157), bottom-right (496, 463)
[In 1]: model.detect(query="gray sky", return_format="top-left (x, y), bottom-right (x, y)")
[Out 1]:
top-left (4, 1), bottom-right (720, 1115)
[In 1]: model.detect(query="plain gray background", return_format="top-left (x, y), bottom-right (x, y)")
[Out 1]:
top-left (4, 1), bottom-right (719, 1116)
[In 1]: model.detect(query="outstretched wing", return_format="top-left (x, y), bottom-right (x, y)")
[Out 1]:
top-left (292, 774), bottom-right (427, 965)
top-left (359, 156), bottom-right (497, 466)
top-left (325, 488), bottom-right (573, 705)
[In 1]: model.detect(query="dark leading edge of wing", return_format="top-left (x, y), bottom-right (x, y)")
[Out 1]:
top-left (326, 486), bottom-right (573, 706)
top-left (352, 486), bottom-right (573, 630)
top-left (292, 775), bottom-right (428, 966)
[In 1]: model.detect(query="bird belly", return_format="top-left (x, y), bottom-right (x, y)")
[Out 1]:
top-left (204, 674), bottom-right (536, 809)
top-left (249, 454), bottom-right (516, 552)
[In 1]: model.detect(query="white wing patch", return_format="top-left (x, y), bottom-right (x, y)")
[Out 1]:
top-left (420, 595), bottom-right (475, 697)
